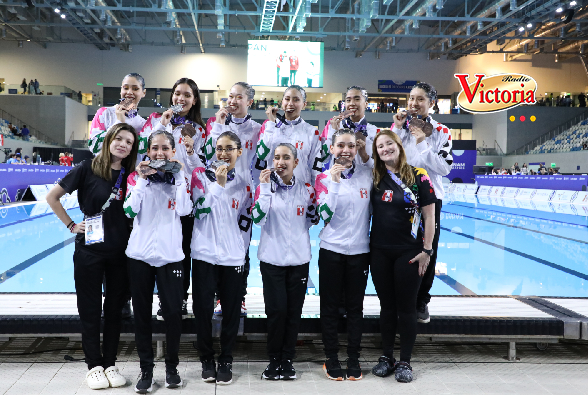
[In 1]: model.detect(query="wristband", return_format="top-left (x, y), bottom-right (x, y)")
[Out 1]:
top-left (422, 248), bottom-right (434, 257)
top-left (66, 221), bottom-right (74, 229)
top-left (69, 223), bottom-right (77, 233)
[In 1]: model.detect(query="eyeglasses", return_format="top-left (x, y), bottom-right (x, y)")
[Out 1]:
top-left (216, 147), bottom-right (238, 153)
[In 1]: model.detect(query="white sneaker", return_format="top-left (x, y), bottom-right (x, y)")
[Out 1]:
top-left (105, 366), bottom-right (126, 388)
top-left (86, 366), bottom-right (110, 390)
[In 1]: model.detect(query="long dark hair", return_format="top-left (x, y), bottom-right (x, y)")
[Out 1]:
top-left (169, 78), bottom-right (205, 128)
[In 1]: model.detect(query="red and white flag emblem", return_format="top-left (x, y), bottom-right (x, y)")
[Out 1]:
top-left (382, 190), bottom-right (393, 202)
top-left (297, 205), bottom-right (305, 216)
top-left (232, 198), bottom-right (239, 210)
top-left (360, 188), bottom-right (368, 199)
top-left (296, 141), bottom-right (304, 149)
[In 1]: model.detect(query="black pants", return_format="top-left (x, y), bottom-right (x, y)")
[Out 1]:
top-left (180, 215), bottom-right (194, 301)
top-left (128, 258), bottom-right (184, 371)
top-left (260, 261), bottom-right (309, 360)
top-left (192, 260), bottom-right (243, 363)
top-left (318, 248), bottom-right (369, 359)
top-left (370, 247), bottom-right (422, 363)
top-left (416, 199), bottom-right (442, 305)
top-left (73, 245), bottom-right (128, 370)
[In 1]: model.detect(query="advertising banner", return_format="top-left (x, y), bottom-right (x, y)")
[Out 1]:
top-left (515, 188), bottom-right (536, 200)
top-left (532, 189), bottom-right (555, 202)
top-left (0, 164), bottom-right (70, 203)
top-left (502, 187), bottom-right (519, 199)
top-left (447, 141), bottom-right (476, 184)
top-left (377, 80), bottom-right (418, 93)
top-left (477, 185), bottom-right (492, 195)
top-left (475, 175), bottom-right (588, 191)
top-left (574, 192), bottom-right (588, 205)
top-left (553, 190), bottom-right (578, 203)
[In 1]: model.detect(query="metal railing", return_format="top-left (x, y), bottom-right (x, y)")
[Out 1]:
top-left (477, 140), bottom-right (505, 156)
top-left (0, 108), bottom-right (60, 146)
top-left (511, 109), bottom-right (588, 155)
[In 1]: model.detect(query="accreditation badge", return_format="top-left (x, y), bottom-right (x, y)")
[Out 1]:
top-left (85, 215), bottom-right (105, 245)
top-left (411, 211), bottom-right (421, 239)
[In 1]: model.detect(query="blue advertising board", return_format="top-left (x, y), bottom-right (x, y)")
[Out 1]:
top-left (475, 175), bottom-right (588, 191)
top-left (377, 80), bottom-right (418, 93)
top-left (447, 140), bottom-right (476, 183)
top-left (0, 164), bottom-right (71, 203)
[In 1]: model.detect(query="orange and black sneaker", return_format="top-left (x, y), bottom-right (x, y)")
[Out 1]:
top-left (346, 357), bottom-right (362, 381)
top-left (323, 357), bottom-right (344, 381)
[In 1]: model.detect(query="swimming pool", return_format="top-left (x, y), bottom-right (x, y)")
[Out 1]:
top-left (1, 194), bottom-right (586, 297)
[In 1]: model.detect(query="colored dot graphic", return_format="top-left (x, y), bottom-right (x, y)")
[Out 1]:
top-left (520, 115), bottom-right (526, 122)
top-left (530, 115), bottom-right (536, 122)
top-left (510, 116), bottom-right (515, 122)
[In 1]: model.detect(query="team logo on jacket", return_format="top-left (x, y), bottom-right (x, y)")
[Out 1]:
top-left (232, 198), bottom-right (240, 210)
top-left (244, 140), bottom-right (253, 149)
top-left (382, 190), bottom-right (393, 202)
top-left (297, 205), bottom-right (305, 216)
top-left (295, 141), bottom-right (304, 149)
top-left (360, 188), bottom-right (368, 199)
top-left (168, 198), bottom-right (176, 210)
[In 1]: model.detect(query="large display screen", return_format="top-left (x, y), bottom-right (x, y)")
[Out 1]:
top-left (247, 40), bottom-right (324, 88)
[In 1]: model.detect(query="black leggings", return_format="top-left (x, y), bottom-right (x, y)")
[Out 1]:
top-left (180, 215), bottom-right (194, 301)
top-left (370, 247), bottom-right (422, 363)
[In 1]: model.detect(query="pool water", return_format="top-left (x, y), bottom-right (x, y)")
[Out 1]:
top-left (1, 195), bottom-right (587, 297)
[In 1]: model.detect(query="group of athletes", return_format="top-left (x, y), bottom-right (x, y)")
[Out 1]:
top-left (45, 73), bottom-right (453, 393)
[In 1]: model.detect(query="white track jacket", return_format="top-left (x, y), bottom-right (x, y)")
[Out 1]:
top-left (252, 179), bottom-right (318, 266)
top-left (315, 162), bottom-right (372, 255)
top-left (124, 170), bottom-right (193, 267)
top-left (140, 112), bottom-right (205, 184)
top-left (88, 106), bottom-right (147, 158)
top-left (256, 119), bottom-right (323, 187)
top-left (203, 116), bottom-right (262, 188)
top-left (391, 117), bottom-right (453, 200)
top-left (190, 167), bottom-right (253, 266)
top-left (320, 117), bottom-right (379, 168)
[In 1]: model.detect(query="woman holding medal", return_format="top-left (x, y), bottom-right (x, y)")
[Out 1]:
top-left (46, 123), bottom-right (139, 390)
top-left (257, 85), bottom-right (323, 187)
top-left (139, 77), bottom-right (206, 318)
top-left (320, 86), bottom-right (378, 166)
top-left (190, 131), bottom-right (252, 385)
top-left (252, 143), bottom-right (318, 381)
top-left (314, 129), bottom-right (372, 381)
top-left (124, 131), bottom-right (193, 393)
top-left (89, 73), bottom-right (147, 159)
top-left (390, 82), bottom-right (452, 324)
top-left (369, 130), bottom-right (436, 383)
top-left (203, 81), bottom-right (261, 317)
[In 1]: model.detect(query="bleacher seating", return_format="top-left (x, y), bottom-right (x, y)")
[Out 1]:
top-left (528, 119), bottom-right (588, 154)
top-left (1, 118), bottom-right (43, 144)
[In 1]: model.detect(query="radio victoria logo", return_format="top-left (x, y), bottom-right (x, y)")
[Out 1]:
top-left (454, 73), bottom-right (537, 113)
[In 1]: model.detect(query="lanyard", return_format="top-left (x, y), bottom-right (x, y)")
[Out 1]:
top-left (341, 162), bottom-right (356, 180)
top-left (98, 167), bottom-right (125, 214)
top-left (276, 114), bottom-right (302, 128)
top-left (387, 170), bottom-right (419, 209)
top-left (343, 117), bottom-right (367, 136)
top-left (225, 113), bottom-right (251, 125)
top-left (387, 170), bottom-right (424, 235)
top-left (270, 172), bottom-right (295, 192)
